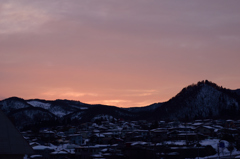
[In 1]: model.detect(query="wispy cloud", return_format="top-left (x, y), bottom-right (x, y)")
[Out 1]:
top-left (0, 1), bottom-right (50, 34)
top-left (41, 88), bottom-right (98, 99)
top-left (0, 0), bottom-right (240, 107)
top-left (123, 89), bottom-right (158, 97)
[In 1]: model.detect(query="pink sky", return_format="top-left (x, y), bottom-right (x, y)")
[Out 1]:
top-left (1, 0), bottom-right (240, 107)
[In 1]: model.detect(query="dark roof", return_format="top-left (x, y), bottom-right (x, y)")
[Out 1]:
top-left (0, 109), bottom-right (34, 154)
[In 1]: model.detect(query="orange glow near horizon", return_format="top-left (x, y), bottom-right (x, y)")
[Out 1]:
top-left (1, 1), bottom-right (240, 107)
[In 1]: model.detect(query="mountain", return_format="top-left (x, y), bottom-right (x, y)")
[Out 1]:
top-left (0, 97), bottom-right (148, 129)
top-left (8, 107), bottom-right (57, 129)
top-left (0, 97), bottom-right (31, 114)
top-left (1, 80), bottom-right (240, 129)
top-left (26, 99), bottom-right (89, 117)
top-left (124, 102), bottom-right (164, 113)
top-left (64, 104), bottom-right (140, 123)
top-left (150, 80), bottom-right (240, 121)
top-left (234, 89), bottom-right (240, 96)
top-left (0, 97), bottom-right (57, 129)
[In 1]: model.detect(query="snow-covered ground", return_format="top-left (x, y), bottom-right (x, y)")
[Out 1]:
top-left (79, 107), bottom-right (88, 110)
top-left (156, 139), bottom-right (240, 158)
top-left (165, 140), bottom-right (187, 145)
top-left (92, 115), bottom-right (115, 121)
top-left (198, 139), bottom-right (240, 159)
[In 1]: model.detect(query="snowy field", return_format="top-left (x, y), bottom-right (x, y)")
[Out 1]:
top-left (199, 139), bottom-right (240, 158)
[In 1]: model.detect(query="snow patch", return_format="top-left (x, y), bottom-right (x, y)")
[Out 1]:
top-left (51, 110), bottom-right (66, 118)
top-left (80, 107), bottom-right (88, 110)
top-left (27, 101), bottom-right (51, 109)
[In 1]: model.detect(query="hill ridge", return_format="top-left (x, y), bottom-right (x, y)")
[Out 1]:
top-left (1, 80), bottom-right (240, 129)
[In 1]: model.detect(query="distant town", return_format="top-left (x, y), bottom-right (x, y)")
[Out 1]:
top-left (20, 117), bottom-right (240, 159)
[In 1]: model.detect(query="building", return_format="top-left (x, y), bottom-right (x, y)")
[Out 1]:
top-left (0, 109), bottom-right (34, 159)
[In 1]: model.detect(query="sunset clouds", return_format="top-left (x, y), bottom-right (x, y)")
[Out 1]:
top-left (1, 0), bottom-right (240, 107)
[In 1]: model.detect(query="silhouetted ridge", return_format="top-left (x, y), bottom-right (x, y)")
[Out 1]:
top-left (151, 80), bottom-right (240, 121)
top-left (0, 80), bottom-right (240, 129)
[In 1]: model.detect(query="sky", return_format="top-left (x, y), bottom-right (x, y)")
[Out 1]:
top-left (1, 0), bottom-right (240, 107)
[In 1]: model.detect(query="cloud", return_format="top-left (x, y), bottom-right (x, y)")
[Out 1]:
top-left (123, 89), bottom-right (158, 97)
top-left (0, 0), bottom-right (240, 107)
top-left (0, 1), bottom-right (50, 34)
top-left (41, 88), bottom-right (98, 99)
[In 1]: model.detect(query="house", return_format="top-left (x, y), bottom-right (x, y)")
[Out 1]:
top-left (78, 130), bottom-right (91, 138)
top-left (39, 130), bottom-right (55, 143)
top-left (191, 122), bottom-right (203, 128)
top-left (75, 146), bottom-right (102, 159)
top-left (168, 130), bottom-right (180, 140)
top-left (0, 109), bottom-right (34, 159)
top-left (50, 150), bottom-right (74, 159)
top-left (89, 133), bottom-right (105, 144)
top-left (225, 120), bottom-right (236, 128)
top-left (123, 145), bottom-right (156, 159)
top-left (65, 127), bottom-right (77, 135)
top-left (170, 125), bottom-right (195, 132)
top-left (195, 126), bottom-right (215, 137)
top-left (40, 130), bottom-right (55, 138)
top-left (107, 129), bottom-right (122, 138)
top-left (69, 134), bottom-right (83, 145)
top-left (32, 145), bottom-right (55, 159)
top-left (109, 137), bottom-right (124, 145)
top-left (176, 132), bottom-right (198, 142)
top-left (150, 129), bottom-right (168, 143)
